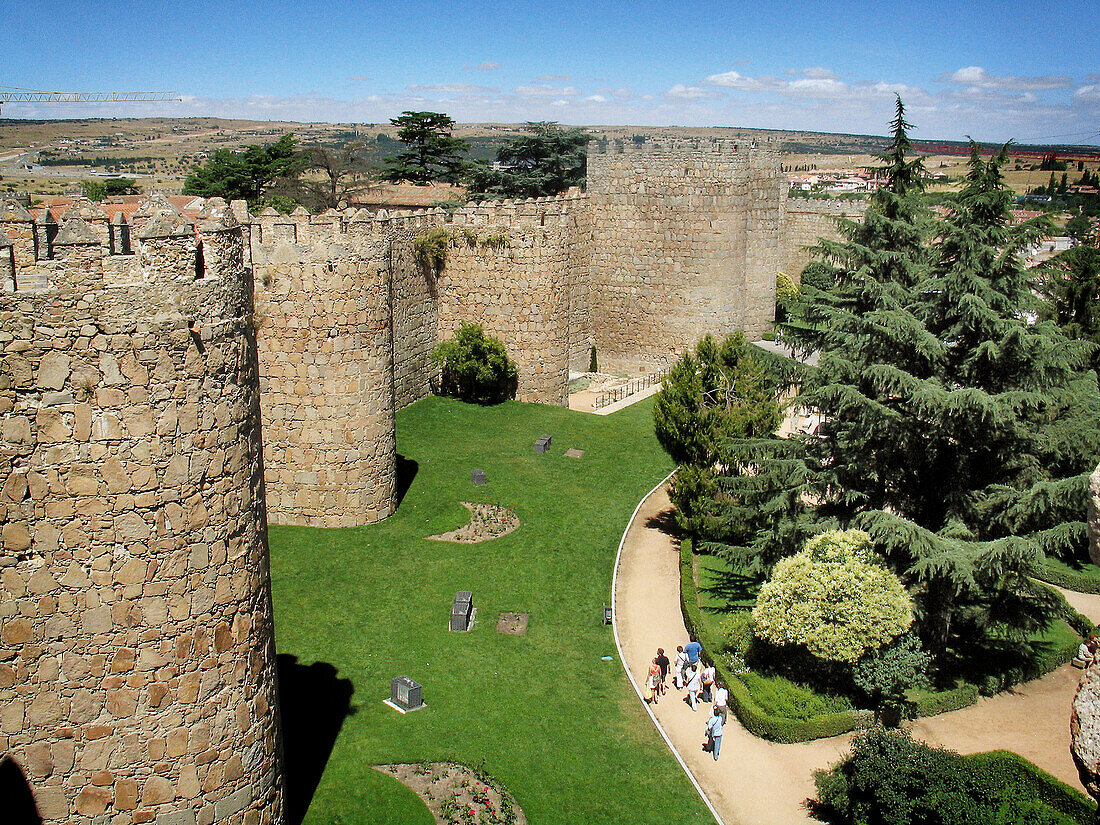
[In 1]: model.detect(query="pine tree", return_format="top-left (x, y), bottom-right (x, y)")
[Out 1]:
top-left (713, 105), bottom-right (1100, 662)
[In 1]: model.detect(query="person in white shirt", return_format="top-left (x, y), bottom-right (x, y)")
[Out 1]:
top-left (700, 662), bottom-right (716, 704)
top-left (685, 665), bottom-right (702, 711)
top-left (705, 705), bottom-right (725, 760)
top-left (714, 684), bottom-right (729, 722)
top-left (673, 645), bottom-right (688, 689)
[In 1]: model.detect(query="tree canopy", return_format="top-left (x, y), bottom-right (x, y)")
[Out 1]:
top-left (694, 98), bottom-right (1100, 663)
top-left (653, 333), bottom-right (782, 538)
top-left (182, 134), bottom-right (305, 204)
top-left (382, 111), bottom-right (469, 184)
top-left (467, 121), bottom-right (587, 199)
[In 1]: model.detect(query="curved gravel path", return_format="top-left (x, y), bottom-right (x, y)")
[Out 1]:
top-left (613, 482), bottom-right (1094, 824)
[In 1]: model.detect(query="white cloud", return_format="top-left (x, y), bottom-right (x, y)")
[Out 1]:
top-left (800, 67), bottom-right (839, 80)
top-left (514, 83), bottom-right (579, 97)
top-left (1073, 84), bottom-right (1100, 105)
top-left (536, 74), bottom-right (572, 82)
top-left (584, 94), bottom-right (608, 103)
top-left (464, 61), bottom-right (500, 71)
top-left (787, 77), bottom-right (848, 96)
top-left (705, 70), bottom-right (764, 90)
top-left (407, 83), bottom-right (498, 94)
top-left (941, 66), bottom-right (1071, 91)
top-left (666, 84), bottom-right (720, 100)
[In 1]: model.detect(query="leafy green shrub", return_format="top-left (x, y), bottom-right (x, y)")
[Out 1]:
top-left (588, 345), bottom-right (598, 373)
top-left (752, 530), bottom-right (913, 662)
top-left (739, 672), bottom-right (853, 721)
top-left (811, 728), bottom-right (1092, 825)
top-left (851, 633), bottom-right (930, 716)
top-left (431, 323), bottom-right (518, 405)
top-left (719, 612), bottom-right (755, 656)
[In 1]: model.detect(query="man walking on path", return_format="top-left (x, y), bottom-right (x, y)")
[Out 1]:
top-left (685, 639), bottom-right (702, 666)
top-left (705, 705), bottom-right (725, 761)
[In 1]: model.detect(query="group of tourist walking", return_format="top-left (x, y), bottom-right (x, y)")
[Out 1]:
top-left (643, 639), bottom-right (729, 760)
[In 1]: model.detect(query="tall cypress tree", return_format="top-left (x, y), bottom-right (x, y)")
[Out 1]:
top-left (710, 104), bottom-right (1100, 663)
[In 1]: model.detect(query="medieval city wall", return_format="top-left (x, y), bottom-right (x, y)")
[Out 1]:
top-left (0, 201), bottom-right (283, 825)
top-left (249, 206), bottom-right (404, 529)
top-left (586, 139), bottom-right (785, 372)
top-left (432, 193), bottom-right (588, 406)
top-left (780, 198), bottom-right (868, 280)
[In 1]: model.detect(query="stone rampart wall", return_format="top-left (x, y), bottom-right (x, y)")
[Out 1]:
top-left (249, 207), bottom-right (418, 527)
top-left (433, 194), bottom-right (586, 405)
top-left (780, 198), bottom-right (868, 280)
top-left (586, 139), bottom-right (785, 372)
top-left (0, 201), bottom-right (283, 825)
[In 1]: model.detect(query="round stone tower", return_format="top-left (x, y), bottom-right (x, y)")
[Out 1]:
top-left (0, 199), bottom-right (283, 824)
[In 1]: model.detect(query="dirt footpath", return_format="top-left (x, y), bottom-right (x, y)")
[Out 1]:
top-left (614, 485), bottom-right (850, 825)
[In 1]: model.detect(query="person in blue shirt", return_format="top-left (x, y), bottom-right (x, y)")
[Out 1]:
top-left (705, 705), bottom-right (724, 761)
top-left (684, 639), bottom-right (702, 666)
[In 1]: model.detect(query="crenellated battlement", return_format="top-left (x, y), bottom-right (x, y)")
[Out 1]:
top-left (1, 196), bottom-right (247, 323)
top-left (587, 137), bottom-right (782, 155)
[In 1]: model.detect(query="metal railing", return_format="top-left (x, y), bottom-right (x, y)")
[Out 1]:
top-left (593, 368), bottom-right (669, 410)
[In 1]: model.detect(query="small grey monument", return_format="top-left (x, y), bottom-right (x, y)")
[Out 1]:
top-left (451, 590), bottom-right (475, 632)
top-left (386, 676), bottom-right (425, 713)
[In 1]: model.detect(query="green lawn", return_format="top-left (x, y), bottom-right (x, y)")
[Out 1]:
top-left (269, 396), bottom-right (714, 825)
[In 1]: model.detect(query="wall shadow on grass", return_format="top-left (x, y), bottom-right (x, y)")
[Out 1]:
top-left (0, 757), bottom-right (43, 825)
top-left (277, 655), bottom-right (356, 825)
top-left (396, 455), bottom-right (418, 508)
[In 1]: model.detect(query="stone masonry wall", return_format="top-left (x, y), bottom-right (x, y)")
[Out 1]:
top-left (434, 195), bottom-right (585, 406)
top-left (0, 200), bottom-right (283, 825)
top-left (250, 207), bottom-right (407, 528)
top-left (390, 220), bottom-right (441, 411)
top-left (780, 198), bottom-right (868, 280)
top-left (586, 139), bottom-right (785, 372)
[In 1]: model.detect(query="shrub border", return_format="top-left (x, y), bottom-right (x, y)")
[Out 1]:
top-left (1034, 561), bottom-right (1100, 596)
top-left (675, 538), bottom-right (1047, 741)
top-left (968, 750), bottom-right (1096, 822)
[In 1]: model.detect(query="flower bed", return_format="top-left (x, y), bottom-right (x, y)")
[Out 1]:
top-left (374, 762), bottom-right (527, 825)
top-left (426, 502), bottom-right (520, 543)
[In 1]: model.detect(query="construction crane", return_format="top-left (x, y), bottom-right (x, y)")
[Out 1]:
top-left (0, 86), bottom-right (181, 115)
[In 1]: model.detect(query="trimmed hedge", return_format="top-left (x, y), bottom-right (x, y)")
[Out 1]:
top-left (679, 539), bottom-right (873, 743)
top-left (967, 750), bottom-right (1097, 823)
top-left (1044, 582), bottom-right (1099, 637)
top-left (1036, 561), bottom-right (1100, 596)
top-left (909, 684), bottom-right (979, 718)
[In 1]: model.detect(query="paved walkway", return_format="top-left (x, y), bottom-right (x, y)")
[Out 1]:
top-left (613, 482), bottom-right (1095, 825)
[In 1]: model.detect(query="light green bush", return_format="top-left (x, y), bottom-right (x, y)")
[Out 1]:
top-left (752, 530), bottom-right (913, 663)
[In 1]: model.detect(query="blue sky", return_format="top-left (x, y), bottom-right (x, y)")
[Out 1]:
top-left (3, 0), bottom-right (1098, 144)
